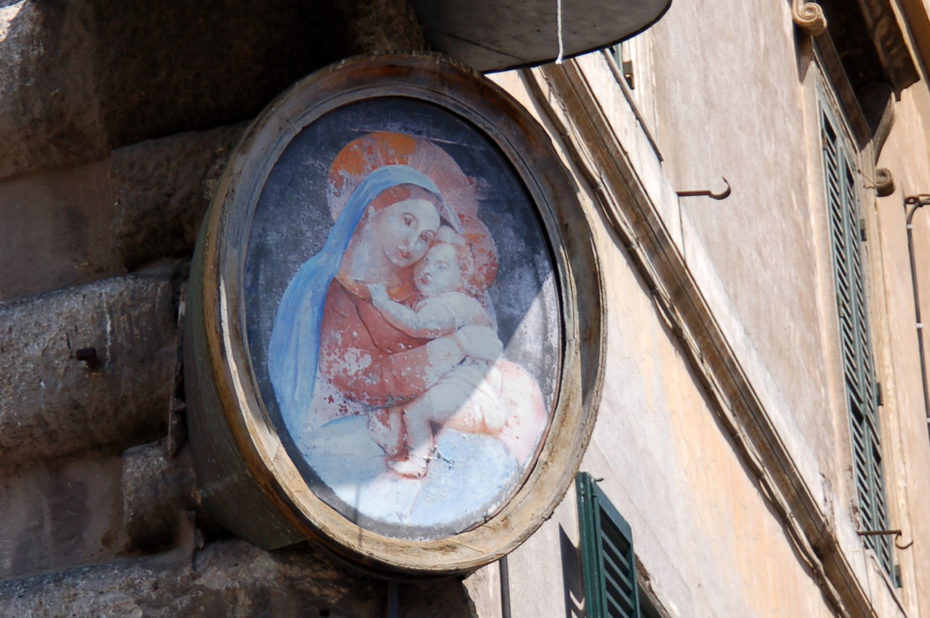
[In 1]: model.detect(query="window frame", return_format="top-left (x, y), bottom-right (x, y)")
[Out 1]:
top-left (817, 90), bottom-right (894, 576)
top-left (576, 472), bottom-right (641, 618)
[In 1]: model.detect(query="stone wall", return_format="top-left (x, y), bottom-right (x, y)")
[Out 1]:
top-left (0, 2), bottom-right (472, 615)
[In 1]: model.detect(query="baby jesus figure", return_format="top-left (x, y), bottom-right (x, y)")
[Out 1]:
top-left (367, 226), bottom-right (505, 478)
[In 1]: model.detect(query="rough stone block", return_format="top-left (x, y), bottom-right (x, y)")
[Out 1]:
top-left (0, 124), bottom-right (239, 302)
top-left (333, 0), bottom-right (427, 54)
top-left (0, 266), bottom-right (180, 465)
top-left (0, 0), bottom-right (350, 181)
top-left (111, 124), bottom-right (245, 271)
top-left (120, 442), bottom-right (199, 553)
top-left (0, 539), bottom-right (475, 617)
top-left (0, 160), bottom-right (124, 302)
top-left (0, 456), bottom-right (124, 580)
top-left (0, 442), bottom-right (200, 581)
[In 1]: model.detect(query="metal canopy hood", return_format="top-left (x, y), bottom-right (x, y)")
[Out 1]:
top-left (411, 0), bottom-right (672, 72)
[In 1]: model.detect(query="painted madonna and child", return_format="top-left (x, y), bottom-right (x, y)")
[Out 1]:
top-left (265, 132), bottom-right (556, 538)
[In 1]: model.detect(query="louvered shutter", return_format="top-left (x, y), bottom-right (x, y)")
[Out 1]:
top-left (820, 107), bottom-right (893, 575)
top-left (577, 472), bottom-right (640, 618)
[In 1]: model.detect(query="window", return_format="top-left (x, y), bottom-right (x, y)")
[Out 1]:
top-left (819, 100), bottom-right (893, 575)
top-left (576, 472), bottom-right (663, 618)
top-left (605, 35), bottom-right (662, 161)
top-left (610, 42), bottom-right (635, 90)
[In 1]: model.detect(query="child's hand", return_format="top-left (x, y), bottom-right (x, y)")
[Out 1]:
top-left (367, 283), bottom-right (389, 304)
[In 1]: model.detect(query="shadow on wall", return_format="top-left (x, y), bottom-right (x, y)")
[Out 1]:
top-left (560, 525), bottom-right (587, 618)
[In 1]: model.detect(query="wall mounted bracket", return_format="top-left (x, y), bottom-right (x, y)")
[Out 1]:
top-left (792, 0), bottom-right (828, 35)
top-left (857, 528), bottom-right (914, 550)
top-left (676, 177), bottom-right (731, 201)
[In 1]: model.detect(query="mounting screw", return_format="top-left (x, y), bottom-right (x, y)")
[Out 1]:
top-left (73, 346), bottom-right (103, 370)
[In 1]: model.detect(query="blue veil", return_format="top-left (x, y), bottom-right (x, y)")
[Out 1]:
top-left (268, 165), bottom-right (445, 429)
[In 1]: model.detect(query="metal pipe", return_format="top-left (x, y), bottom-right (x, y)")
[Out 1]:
top-left (904, 195), bottom-right (930, 442)
top-left (499, 556), bottom-right (512, 618)
top-left (387, 579), bottom-right (399, 618)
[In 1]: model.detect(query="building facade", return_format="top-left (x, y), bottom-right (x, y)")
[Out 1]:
top-left (2, 0), bottom-right (930, 616)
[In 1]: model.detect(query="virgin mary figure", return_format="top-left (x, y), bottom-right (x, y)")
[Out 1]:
top-left (267, 133), bottom-right (547, 539)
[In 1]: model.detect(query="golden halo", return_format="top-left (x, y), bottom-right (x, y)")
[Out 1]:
top-left (327, 132), bottom-right (479, 223)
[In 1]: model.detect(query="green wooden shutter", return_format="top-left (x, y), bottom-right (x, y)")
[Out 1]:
top-left (820, 106), bottom-right (893, 575)
top-left (577, 472), bottom-right (640, 618)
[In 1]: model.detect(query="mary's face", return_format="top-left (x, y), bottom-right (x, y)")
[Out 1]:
top-left (374, 199), bottom-right (441, 268)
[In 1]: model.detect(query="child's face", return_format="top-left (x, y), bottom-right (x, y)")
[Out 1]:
top-left (414, 243), bottom-right (462, 297)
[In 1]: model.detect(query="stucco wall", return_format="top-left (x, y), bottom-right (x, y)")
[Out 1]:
top-left (567, 1), bottom-right (930, 613)
top-left (480, 65), bottom-right (880, 617)
top-left (479, 0), bottom-right (930, 610)
top-left (634, 0), bottom-right (845, 495)
top-left (876, 81), bottom-right (930, 617)
top-left (500, 194), bottom-right (838, 617)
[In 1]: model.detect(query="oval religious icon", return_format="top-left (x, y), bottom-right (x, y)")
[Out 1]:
top-left (185, 54), bottom-right (604, 574)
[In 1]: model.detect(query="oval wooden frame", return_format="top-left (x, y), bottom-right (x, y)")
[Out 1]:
top-left (185, 54), bottom-right (605, 575)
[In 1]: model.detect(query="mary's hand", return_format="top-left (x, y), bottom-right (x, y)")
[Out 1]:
top-left (454, 325), bottom-right (503, 362)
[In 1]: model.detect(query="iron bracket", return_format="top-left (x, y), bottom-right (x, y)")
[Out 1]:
top-left (677, 177), bottom-right (731, 201)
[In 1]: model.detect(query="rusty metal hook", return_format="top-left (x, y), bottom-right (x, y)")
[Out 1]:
top-left (857, 528), bottom-right (914, 550)
top-left (897, 534), bottom-right (915, 551)
top-left (677, 177), bottom-right (731, 200)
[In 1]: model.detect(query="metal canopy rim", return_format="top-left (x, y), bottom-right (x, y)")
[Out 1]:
top-left (411, 0), bottom-right (672, 72)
